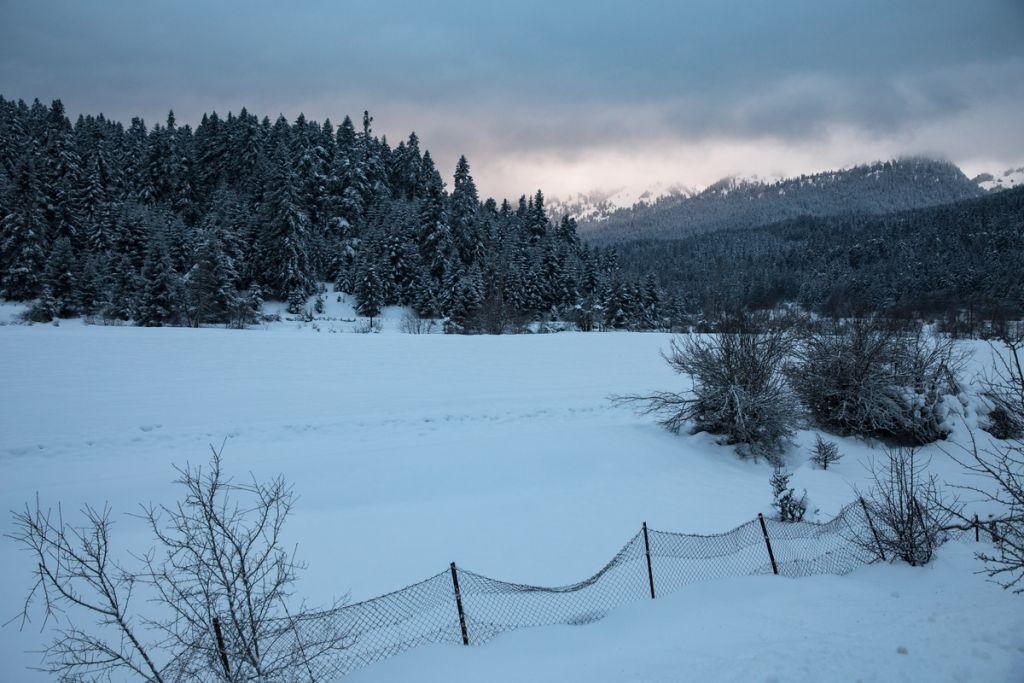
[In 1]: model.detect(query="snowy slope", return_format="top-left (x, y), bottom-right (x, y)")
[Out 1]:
top-left (348, 543), bottom-right (1023, 683)
top-left (547, 182), bottom-right (692, 222)
top-left (0, 324), bottom-right (1020, 681)
top-left (974, 167), bottom-right (1024, 192)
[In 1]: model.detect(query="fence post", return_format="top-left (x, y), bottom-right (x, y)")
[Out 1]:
top-left (449, 562), bottom-right (470, 645)
top-left (642, 522), bottom-right (656, 599)
top-left (859, 497), bottom-right (887, 562)
top-left (757, 513), bottom-right (779, 575)
top-left (212, 616), bottom-right (231, 677)
top-left (974, 514), bottom-right (979, 542)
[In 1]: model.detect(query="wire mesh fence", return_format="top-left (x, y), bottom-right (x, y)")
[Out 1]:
top-left (278, 501), bottom-right (951, 680)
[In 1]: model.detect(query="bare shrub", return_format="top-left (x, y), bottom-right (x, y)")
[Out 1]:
top-left (616, 321), bottom-right (798, 460)
top-left (809, 434), bottom-right (843, 469)
top-left (856, 447), bottom-right (960, 566)
top-left (788, 318), bottom-right (964, 445)
top-left (8, 448), bottom-right (347, 682)
top-left (944, 433), bottom-right (1024, 592)
top-left (354, 317), bottom-right (382, 333)
top-left (399, 312), bottom-right (435, 334)
top-left (979, 331), bottom-right (1024, 439)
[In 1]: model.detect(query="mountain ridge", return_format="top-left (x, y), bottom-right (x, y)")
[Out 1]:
top-left (574, 158), bottom-right (985, 244)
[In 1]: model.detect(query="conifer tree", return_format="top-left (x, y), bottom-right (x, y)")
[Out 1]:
top-left (45, 236), bottom-right (78, 316)
top-left (354, 260), bottom-right (385, 321)
top-left (527, 189), bottom-right (548, 244)
top-left (104, 252), bottom-right (142, 321)
top-left (417, 173), bottom-right (453, 285)
top-left (76, 254), bottom-right (105, 316)
top-left (259, 148), bottom-right (313, 308)
top-left (450, 155), bottom-right (480, 265)
top-left (136, 240), bottom-right (180, 326)
top-left (187, 231), bottom-right (238, 325)
top-left (0, 156), bottom-right (48, 299)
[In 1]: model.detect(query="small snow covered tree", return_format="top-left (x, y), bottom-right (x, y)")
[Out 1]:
top-left (24, 286), bottom-right (57, 323)
top-left (354, 260), bottom-right (385, 322)
top-left (770, 467), bottom-right (807, 522)
top-left (810, 435), bottom-right (843, 470)
top-left (228, 285), bottom-right (263, 329)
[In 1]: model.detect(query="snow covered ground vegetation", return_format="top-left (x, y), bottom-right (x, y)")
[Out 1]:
top-left (1, 310), bottom-right (1023, 681)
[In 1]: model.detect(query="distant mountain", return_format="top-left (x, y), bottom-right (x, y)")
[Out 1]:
top-left (972, 166), bottom-right (1024, 193)
top-left (615, 185), bottom-right (1024, 319)
top-left (580, 158), bottom-right (985, 244)
top-left (548, 182), bottom-right (691, 223)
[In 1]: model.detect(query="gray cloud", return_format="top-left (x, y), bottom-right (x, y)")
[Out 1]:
top-left (2, 0), bottom-right (1022, 196)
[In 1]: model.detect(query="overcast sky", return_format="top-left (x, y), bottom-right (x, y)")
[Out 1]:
top-left (2, 0), bottom-right (1022, 200)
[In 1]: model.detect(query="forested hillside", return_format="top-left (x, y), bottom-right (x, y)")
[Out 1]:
top-left (0, 96), bottom-right (660, 332)
top-left (616, 187), bottom-right (1024, 322)
top-left (582, 159), bottom-right (985, 243)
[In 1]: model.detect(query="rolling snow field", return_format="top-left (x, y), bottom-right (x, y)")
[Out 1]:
top-left (1, 304), bottom-right (1023, 681)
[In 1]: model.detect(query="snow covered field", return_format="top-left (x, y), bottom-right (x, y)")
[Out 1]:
top-left (1, 312), bottom-right (1022, 681)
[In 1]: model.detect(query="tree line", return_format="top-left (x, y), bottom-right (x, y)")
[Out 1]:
top-left (615, 187), bottom-right (1024, 329)
top-left (0, 96), bottom-right (670, 332)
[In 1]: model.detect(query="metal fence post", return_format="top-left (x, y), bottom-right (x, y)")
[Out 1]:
top-left (642, 522), bottom-right (656, 599)
top-left (450, 562), bottom-right (470, 645)
top-left (757, 513), bottom-right (779, 575)
top-left (974, 513), bottom-right (980, 542)
top-left (212, 616), bottom-right (231, 677)
top-left (859, 497), bottom-right (887, 561)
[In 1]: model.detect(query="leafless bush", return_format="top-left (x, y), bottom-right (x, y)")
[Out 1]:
top-left (399, 312), bottom-right (435, 335)
top-left (616, 323), bottom-right (798, 460)
top-left (944, 433), bottom-right (1024, 592)
top-left (354, 317), bottom-right (382, 334)
top-left (788, 318), bottom-right (964, 445)
top-left (979, 332), bottom-right (1024, 439)
top-left (8, 447), bottom-right (348, 682)
top-left (809, 434), bottom-right (843, 469)
top-left (856, 447), bottom-right (960, 566)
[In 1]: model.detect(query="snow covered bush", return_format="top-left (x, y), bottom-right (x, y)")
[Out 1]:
top-left (810, 434), bottom-right (843, 470)
top-left (788, 318), bottom-right (964, 445)
top-left (770, 467), bottom-right (807, 522)
top-left (617, 319), bottom-right (799, 460)
top-left (857, 447), bottom-right (960, 566)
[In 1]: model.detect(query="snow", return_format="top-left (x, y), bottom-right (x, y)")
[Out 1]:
top-left (548, 182), bottom-right (692, 222)
top-left (348, 543), bottom-right (1024, 683)
top-left (0, 316), bottom-right (1021, 681)
top-left (976, 167), bottom-right (1024, 192)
